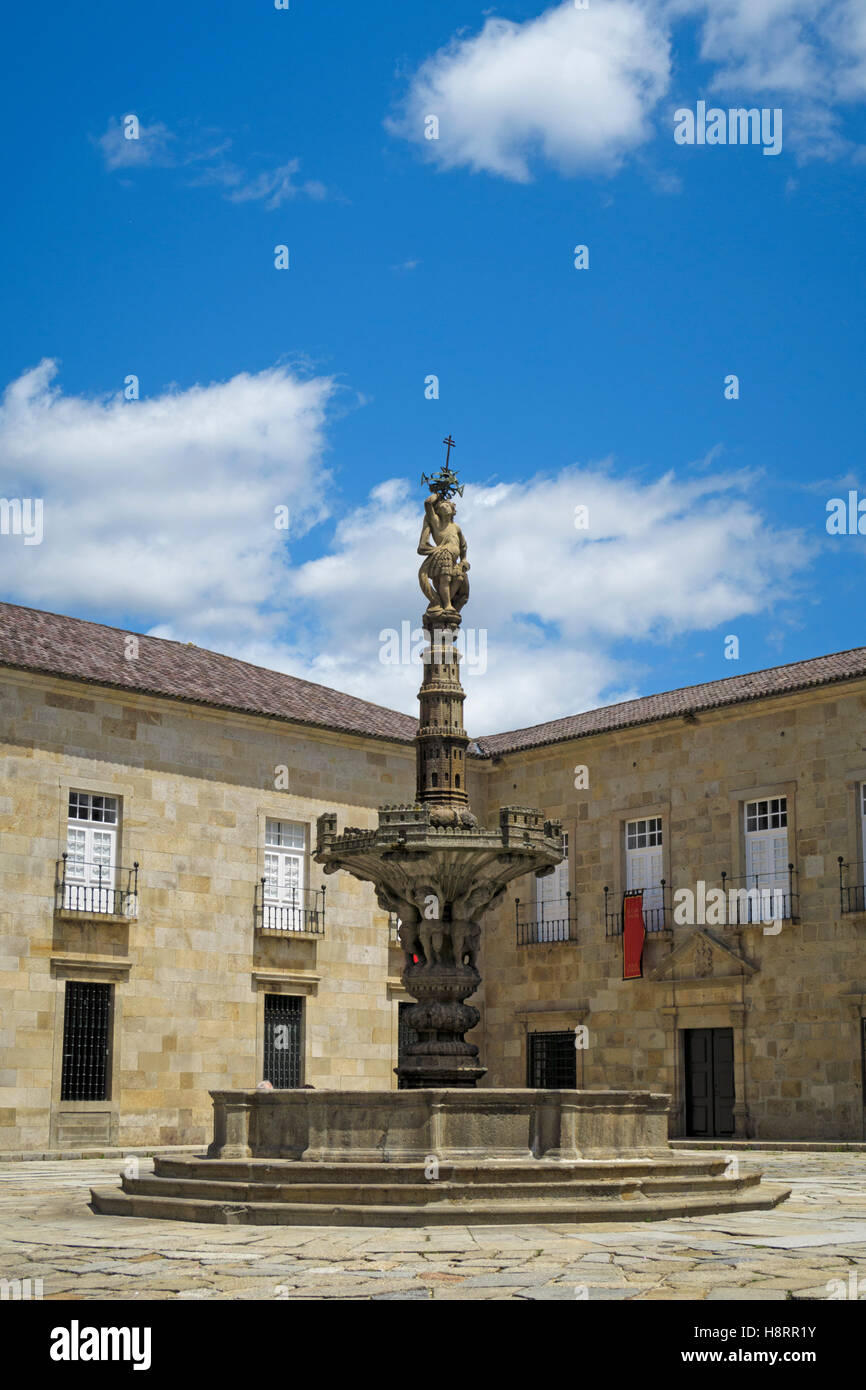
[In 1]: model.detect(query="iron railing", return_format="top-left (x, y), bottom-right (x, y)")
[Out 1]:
top-left (256, 881), bottom-right (326, 934)
top-left (718, 866), bottom-right (798, 925)
top-left (605, 881), bottom-right (670, 936)
top-left (515, 892), bottom-right (575, 945)
top-left (838, 858), bottom-right (866, 914)
top-left (56, 855), bottom-right (139, 917)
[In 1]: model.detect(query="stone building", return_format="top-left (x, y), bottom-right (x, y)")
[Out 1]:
top-left (1, 599), bottom-right (865, 1149)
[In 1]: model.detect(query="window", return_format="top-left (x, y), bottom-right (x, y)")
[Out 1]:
top-left (60, 981), bottom-right (112, 1101)
top-left (526, 1031), bottom-right (576, 1089)
top-left (262, 820), bottom-right (308, 930)
top-left (625, 817), bottom-right (663, 912)
top-left (535, 832), bottom-right (569, 913)
top-left (745, 797), bottom-right (787, 834)
top-left (263, 819), bottom-right (305, 902)
top-left (744, 797), bottom-right (789, 887)
top-left (860, 785), bottom-right (866, 868)
top-left (64, 792), bottom-right (119, 911)
top-left (263, 994), bottom-right (302, 1089)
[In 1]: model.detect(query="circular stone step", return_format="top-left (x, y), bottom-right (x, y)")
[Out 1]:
top-left (89, 1182), bottom-right (791, 1227)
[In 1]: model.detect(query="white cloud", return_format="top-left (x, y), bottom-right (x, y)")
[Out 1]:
top-left (96, 118), bottom-right (175, 171)
top-left (671, 0), bottom-right (866, 157)
top-left (0, 363), bottom-right (812, 732)
top-left (190, 158), bottom-right (329, 208)
top-left (286, 467), bottom-right (811, 732)
top-left (389, 0), bottom-right (866, 176)
top-left (675, 0), bottom-right (859, 97)
top-left (0, 360), bottom-right (336, 649)
top-left (386, 0), bottom-right (671, 181)
top-left (95, 117), bottom-right (329, 203)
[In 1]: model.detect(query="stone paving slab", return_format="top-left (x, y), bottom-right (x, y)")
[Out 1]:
top-left (0, 1150), bottom-right (863, 1301)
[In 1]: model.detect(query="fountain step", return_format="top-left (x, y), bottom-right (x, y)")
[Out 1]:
top-left (118, 1170), bottom-right (763, 1205)
top-left (152, 1155), bottom-right (731, 1184)
top-left (90, 1181), bottom-right (790, 1226)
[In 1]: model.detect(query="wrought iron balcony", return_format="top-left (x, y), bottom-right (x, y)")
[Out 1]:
top-left (837, 858), bottom-right (866, 914)
top-left (255, 880), bottom-right (326, 934)
top-left (718, 867), bottom-right (798, 926)
top-left (515, 892), bottom-right (575, 945)
top-left (605, 881), bottom-right (670, 937)
top-left (56, 855), bottom-right (139, 918)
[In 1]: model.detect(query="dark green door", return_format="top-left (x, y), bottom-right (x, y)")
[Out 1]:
top-left (684, 1028), bottom-right (735, 1137)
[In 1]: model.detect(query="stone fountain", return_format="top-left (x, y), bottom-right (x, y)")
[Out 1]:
top-left (91, 450), bottom-right (789, 1225)
top-left (315, 458), bottom-right (564, 1087)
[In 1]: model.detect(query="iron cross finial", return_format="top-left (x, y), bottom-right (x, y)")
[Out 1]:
top-left (420, 435), bottom-right (464, 500)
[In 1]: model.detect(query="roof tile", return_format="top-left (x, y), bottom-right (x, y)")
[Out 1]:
top-left (0, 602), bottom-right (418, 745)
top-left (1, 601), bottom-right (864, 757)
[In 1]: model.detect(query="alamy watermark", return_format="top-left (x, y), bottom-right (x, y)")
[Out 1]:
top-left (674, 102), bottom-right (782, 157)
top-left (674, 880), bottom-right (784, 934)
top-left (826, 491), bottom-right (866, 535)
top-left (1, 1277), bottom-right (43, 1300)
top-left (0, 497), bottom-right (43, 545)
top-left (379, 622), bottom-right (487, 675)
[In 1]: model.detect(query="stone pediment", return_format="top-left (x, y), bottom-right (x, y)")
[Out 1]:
top-left (646, 929), bottom-right (757, 984)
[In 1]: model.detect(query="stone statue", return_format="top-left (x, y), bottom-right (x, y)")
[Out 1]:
top-left (417, 492), bottom-right (470, 618)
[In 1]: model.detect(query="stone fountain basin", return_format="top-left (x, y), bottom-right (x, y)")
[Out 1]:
top-left (90, 1090), bottom-right (790, 1225)
top-left (205, 1087), bottom-right (674, 1162)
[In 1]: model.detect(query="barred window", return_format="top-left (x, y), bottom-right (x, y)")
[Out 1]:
top-left (61, 981), bottom-right (111, 1101)
top-left (263, 994), bottom-right (302, 1089)
top-left (526, 1031), bottom-right (577, 1089)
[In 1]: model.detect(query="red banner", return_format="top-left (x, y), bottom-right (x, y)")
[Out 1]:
top-left (622, 890), bottom-right (646, 980)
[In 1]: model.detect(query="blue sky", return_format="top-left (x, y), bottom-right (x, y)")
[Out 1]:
top-left (1, 1), bottom-right (865, 733)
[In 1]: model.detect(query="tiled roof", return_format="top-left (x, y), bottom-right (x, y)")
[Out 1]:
top-left (0, 602), bottom-right (418, 745)
top-left (474, 647), bottom-right (866, 756)
top-left (1, 601), bottom-right (864, 757)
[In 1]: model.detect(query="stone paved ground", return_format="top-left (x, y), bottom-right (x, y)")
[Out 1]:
top-left (0, 1151), bottom-right (864, 1301)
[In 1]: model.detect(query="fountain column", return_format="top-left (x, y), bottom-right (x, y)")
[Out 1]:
top-left (315, 451), bottom-right (565, 1088)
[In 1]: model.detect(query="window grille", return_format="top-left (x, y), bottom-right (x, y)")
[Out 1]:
top-left (60, 981), bottom-right (111, 1101)
top-left (526, 1031), bottom-right (577, 1088)
top-left (263, 994), bottom-right (303, 1089)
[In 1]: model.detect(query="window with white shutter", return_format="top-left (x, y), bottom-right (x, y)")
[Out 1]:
top-left (860, 784), bottom-right (866, 869)
top-left (64, 792), bottom-right (119, 911)
top-left (535, 832), bottom-right (569, 913)
top-left (263, 820), bottom-right (306, 928)
top-left (744, 797), bottom-right (788, 889)
top-left (625, 818), bottom-right (663, 912)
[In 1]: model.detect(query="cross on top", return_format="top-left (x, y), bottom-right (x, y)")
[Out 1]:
top-left (421, 434), bottom-right (464, 500)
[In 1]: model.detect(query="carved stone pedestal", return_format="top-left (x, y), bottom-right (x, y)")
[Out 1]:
top-left (397, 961), bottom-right (485, 1087)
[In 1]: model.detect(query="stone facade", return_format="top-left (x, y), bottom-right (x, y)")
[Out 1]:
top-left (478, 682), bottom-right (866, 1142)
top-left (2, 631), bottom-right (866, 1149)
top-left (0, 668), bottom-right (429, 1151)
